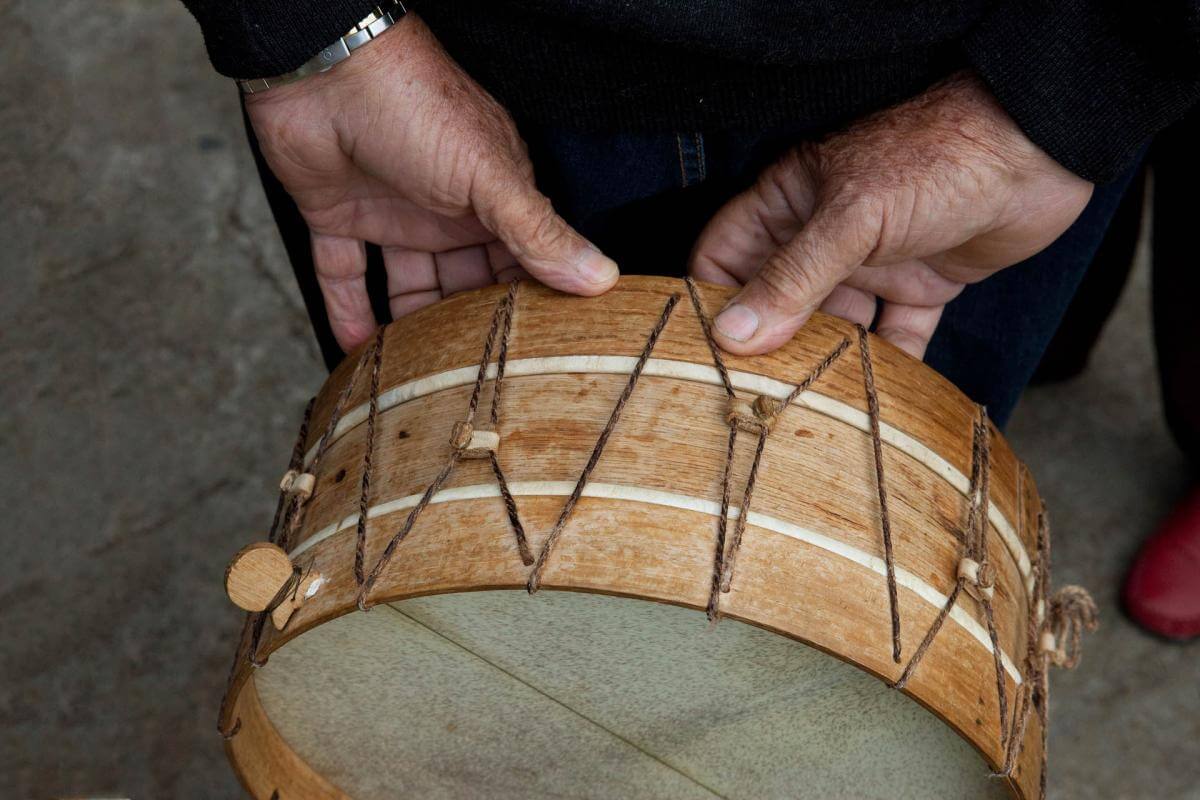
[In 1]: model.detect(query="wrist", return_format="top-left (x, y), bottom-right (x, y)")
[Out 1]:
top-left (928, 71), bottom-right (1057, 176)
top-left (244, 13), bottom-right (425, 114)
top-left (239, 1), bottom-right (409, 96)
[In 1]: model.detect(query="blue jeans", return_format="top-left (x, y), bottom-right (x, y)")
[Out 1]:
top-left (248, 115), bottom-right (1137, 427)
top-left (522, 125), bottom-right (1140, 427)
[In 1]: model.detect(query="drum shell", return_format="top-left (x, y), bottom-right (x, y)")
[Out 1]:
top-left (221, 277), bottom-right (1045, 799)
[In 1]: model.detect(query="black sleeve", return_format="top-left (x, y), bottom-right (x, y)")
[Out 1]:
top-left (180, 0), bottom-right (380, 79)
top-left (964, 0), bottom-right (1200, 183)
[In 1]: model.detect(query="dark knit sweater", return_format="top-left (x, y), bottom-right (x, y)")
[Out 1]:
top-left (183, 0), bottom-right (1200, 183)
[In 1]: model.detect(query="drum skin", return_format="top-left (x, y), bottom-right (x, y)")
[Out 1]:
top-left (220, 277), bottom-right (1045, 799)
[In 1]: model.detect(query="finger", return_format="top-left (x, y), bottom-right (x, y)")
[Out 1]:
top-left (487, 241), bottom-right (528, 284)
top-left (874, 301), bottom-right (945, 360)
top-left (712, 199), bottom-right (882, 354)
top-left (689, 149), bottom-right (817, 284)
top-left (312, 233), bottom-right (376, 352)
top-left (493, 265), bottom-right (530, 285)
top-left (690, 254), bottom-right (742, 288)
top-left (325, 182), bottom-right (495, 251)
top-left (383, 247), bottom-right (440, 319)
top-left (486, 241), bottom-right (518, 273)
top-left (435, 245), bottom-right (495, 296)
top-left (473, 167), bottom-right (618, 295)
top-left (818, 283), bottom-right (877, 329)
top-left (841, 260), bottom-right (965, 307)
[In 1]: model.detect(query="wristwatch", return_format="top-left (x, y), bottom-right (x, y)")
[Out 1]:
top-left (238, 2), bottom-right (408, 95)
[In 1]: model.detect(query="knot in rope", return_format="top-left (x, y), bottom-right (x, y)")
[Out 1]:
top-left (450, 421), bottom-right (474, 451)
top-left (726, 395), bottom-right (779, 433)
top-left (450, 420), bottom-right (499, 459)
top-left (1042, 585), bottom-right (1099, 669)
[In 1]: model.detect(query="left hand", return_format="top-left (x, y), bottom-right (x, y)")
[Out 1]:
top-left (688, 72), bottom-right (1094, 358)
top-left (244, 15), bottom-right (617, 353)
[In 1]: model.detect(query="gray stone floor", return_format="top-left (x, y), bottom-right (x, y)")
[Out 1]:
top-left (1, 1), bottom-right (1195, 798)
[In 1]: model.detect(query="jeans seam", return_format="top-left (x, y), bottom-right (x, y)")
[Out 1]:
top-left (675, 133), bottom-right (690, 188)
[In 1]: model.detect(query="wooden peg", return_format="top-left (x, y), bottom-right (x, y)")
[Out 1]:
top-left (450, 421), bottom-right (499, 458)
top-left (462, 429), bottom-right (500, 459)
top-left (751, 394), bottom-right (781, 426)
top-left (270, 570), bottom-right (324, 631)
top-left (226, 543), bottom-right (294, 612)
top-left (1039, 630), bottom-right (1059, 660)
top-left (225, 542), bottom-right (323, 629)
top-left (279, 470), bottom-right (316, 500)
top-left (726, 395), bottom-right (777, 433)
top-left (726, 398), bottom-right (762, 433)
top-left (957, 558), bottom-right (995, 601)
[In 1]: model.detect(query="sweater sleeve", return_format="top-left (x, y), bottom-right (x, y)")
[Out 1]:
top-left (181, 0), bottom-right (381, 79)
top-left (964, 0), bottom-right (1200, 183)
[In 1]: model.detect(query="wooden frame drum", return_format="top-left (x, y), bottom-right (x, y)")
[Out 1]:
top-left (218, 277), bottom-right (1094, 799)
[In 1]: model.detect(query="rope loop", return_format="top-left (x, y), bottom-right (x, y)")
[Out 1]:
top-left (450, 421), bottom-right (474, 451)
top-left (1043, 585), bottom-right (1098, 669)
top-left (450, 420), bottom-right (499, 459)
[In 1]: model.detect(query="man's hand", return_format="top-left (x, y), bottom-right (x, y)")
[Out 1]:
top-left (245, 15), bottom-right (618, 352)
top-left (689, 73), bottom-right (1093, 358)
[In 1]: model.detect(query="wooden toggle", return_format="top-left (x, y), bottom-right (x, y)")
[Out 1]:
top-left (449, 421), bottom-right (500, 459)
top-left (726, 395), bottom-right (779, 433)
top-left (1039, 630), bottom-right (1060, 663)
top-left (225, 542), bottom-right (324, 630)
top-left (957, 557), bottom-right (996, 601)
top-left (279, 469), bottom-right (316, 501)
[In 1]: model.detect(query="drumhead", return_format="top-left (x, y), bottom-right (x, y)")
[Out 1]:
top-left (256, 590), bottom-right (1008, 799)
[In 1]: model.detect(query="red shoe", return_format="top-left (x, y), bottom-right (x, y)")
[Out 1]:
top-left (1123, 485), bottom-right (1200, 641)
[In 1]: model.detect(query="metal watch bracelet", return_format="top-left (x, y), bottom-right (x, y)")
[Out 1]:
top-left (238, 2), bottom-right (407, 95)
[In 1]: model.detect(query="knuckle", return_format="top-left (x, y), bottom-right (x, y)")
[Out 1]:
top-left (508, 195), bottom-right (569, 259)
top-left (760, 146), bottom-right (820, 215)
top-left (526, 201), bottom-right (564, 246)
top-left (769, 147), bottom-right (807, 185)
top-left (794, 142), bottom-right (826, 177)
top-left (825, 193), bottom-right (886, 258)
top-left (878, 326), bottom-right (926, 356)
top-left (914, 265), bottom-right (959, 300)
top-left (760, 251), bottom-right (819, 307)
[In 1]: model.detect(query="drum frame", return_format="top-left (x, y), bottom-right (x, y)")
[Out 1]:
top-left (218, 277), bottom-right (1069, 800)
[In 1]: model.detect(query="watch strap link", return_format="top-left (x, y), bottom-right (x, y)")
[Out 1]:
top-left (238, 2), bottom-right (407, 94)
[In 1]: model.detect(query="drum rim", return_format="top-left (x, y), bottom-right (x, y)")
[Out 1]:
top-left (225, 579), bottom-right (1036, 800)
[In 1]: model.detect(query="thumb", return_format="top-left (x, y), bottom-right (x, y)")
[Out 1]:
top-left (689, 148), bottom-right (818, 286)
top-left (712, 198), bottom-right (881, 354)
top-left (474, 167), bottom-right (618, 296)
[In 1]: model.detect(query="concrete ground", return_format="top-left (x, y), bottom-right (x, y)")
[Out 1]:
top-left (1, 1), bottom-right (1195, 798)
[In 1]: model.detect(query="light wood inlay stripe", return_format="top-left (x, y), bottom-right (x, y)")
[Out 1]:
top-left (301, 356), bottom-right (1032, 586)
top-left (287, 480), bottom-right (1022, 684)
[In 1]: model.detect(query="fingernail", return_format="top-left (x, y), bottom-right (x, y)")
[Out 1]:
top-left (576, 245), bottom-right (619, 286)
top-left (715, 303), bottom-right (759, 342)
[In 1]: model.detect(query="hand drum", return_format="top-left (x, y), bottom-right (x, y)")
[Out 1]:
top-left (219, 277), bottom-right (1096, 799)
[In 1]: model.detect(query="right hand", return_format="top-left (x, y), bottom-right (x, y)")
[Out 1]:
top-left (689, 73), bottom-right (1092, 359)
top-left (245, 14), bottom-right (619, 352)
